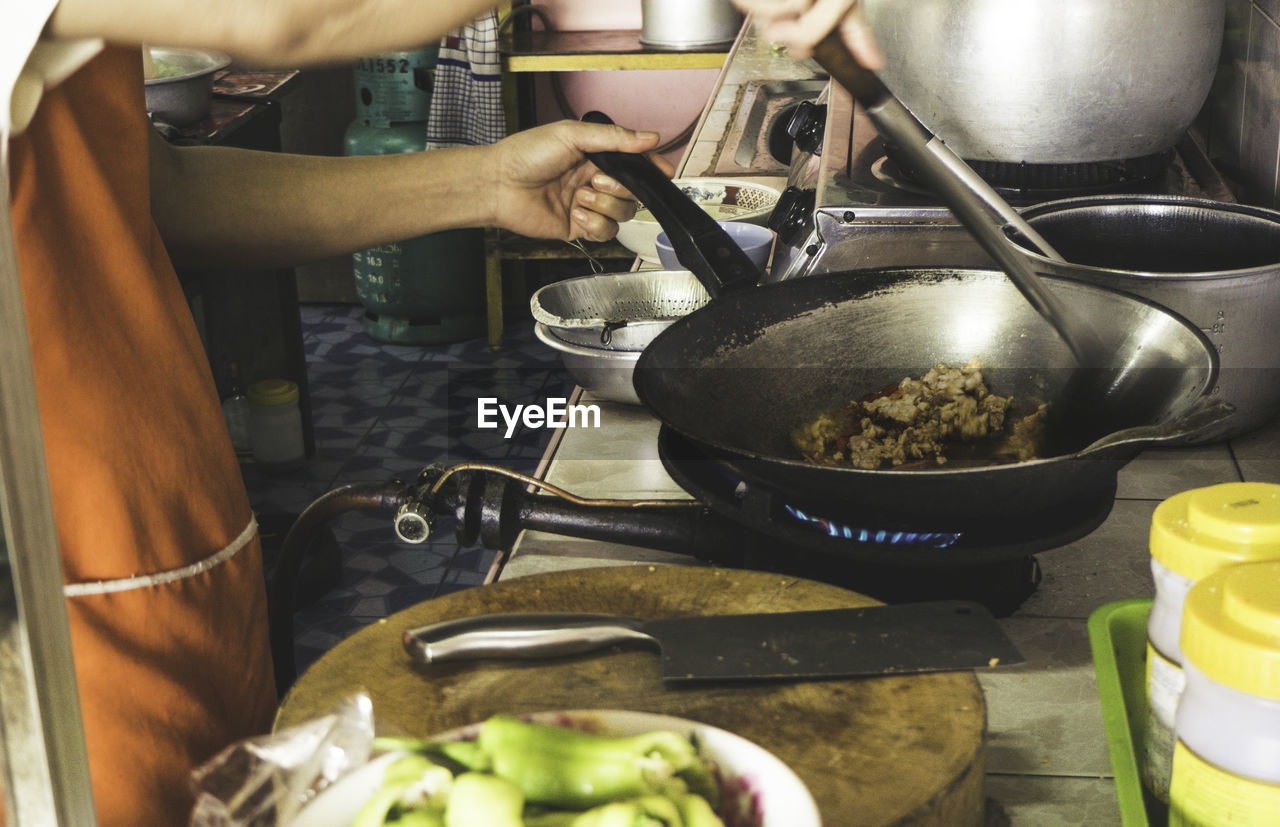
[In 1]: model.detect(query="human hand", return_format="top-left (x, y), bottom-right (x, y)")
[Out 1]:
top-left (483, 120), bottom-right (675, 243)
top-left (734, 0), bottom-right (884, 68)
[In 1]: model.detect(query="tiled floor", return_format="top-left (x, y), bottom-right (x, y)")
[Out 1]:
top-left (241, 304), bottom-right (574, 676)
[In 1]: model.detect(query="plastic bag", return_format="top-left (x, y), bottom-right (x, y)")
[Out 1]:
top-left (188, 693), bottom-right (376, 826)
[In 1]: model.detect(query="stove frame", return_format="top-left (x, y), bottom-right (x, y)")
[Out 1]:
top-left (768, 83), bottom-right (1237, 281)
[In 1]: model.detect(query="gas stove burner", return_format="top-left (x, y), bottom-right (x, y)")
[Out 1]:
top-left (782, 504), bottom-right (961, 549)
top-left (657, 426), bottom-right (1114, 567)
top-left (655, 428), bottom-right (1080, 615)
top-left (875, 146), bottom-right (1177, 201)
top-left (966, 149), bottom-right (1177, 194)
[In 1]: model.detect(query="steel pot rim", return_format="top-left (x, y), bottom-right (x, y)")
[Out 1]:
top-left (1017, 194), bottom-right (1280, 280)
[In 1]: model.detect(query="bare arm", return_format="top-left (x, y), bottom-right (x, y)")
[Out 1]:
top-left (49, 0), bottom-right (502, 66)
top-left (733, 0), bottom-right (884, 67)
top-left (149, 120), bottom-right (668, 271)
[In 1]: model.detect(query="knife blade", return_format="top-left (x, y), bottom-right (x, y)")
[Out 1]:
top-left (401, 600), bottom-right (1023, 682)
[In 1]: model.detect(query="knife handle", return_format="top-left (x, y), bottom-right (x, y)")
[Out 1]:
top-left (402, 613), bottom-right (654, 664)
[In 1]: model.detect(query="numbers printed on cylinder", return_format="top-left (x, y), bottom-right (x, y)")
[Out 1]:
top-left (357, 57), bottom-right (411, 74)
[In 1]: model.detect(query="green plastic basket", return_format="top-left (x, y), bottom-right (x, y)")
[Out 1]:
top-left (1087, 598), bottom-right (1171, 826)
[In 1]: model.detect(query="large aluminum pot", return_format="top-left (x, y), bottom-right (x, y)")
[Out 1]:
top-left (1017, 195), bottom-right (1280, 439)
top-left (862, 0), bottom-right (1226, 163)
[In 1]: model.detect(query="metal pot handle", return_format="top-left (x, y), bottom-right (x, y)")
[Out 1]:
top-left (580, 111), bottom-right (760, 298)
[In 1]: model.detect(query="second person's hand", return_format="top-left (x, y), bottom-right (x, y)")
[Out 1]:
top-left (734, 0), bottom-right (885, 69)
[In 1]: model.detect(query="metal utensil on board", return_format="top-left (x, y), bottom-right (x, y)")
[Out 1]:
top-left (403, 601), bottom-right (1024, 682)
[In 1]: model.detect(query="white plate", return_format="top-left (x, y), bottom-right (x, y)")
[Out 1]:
top-left (428, 710), bottom-right (819, 827)
top-left (289, 710), bottom-right (820, 827)
top-left (288, 750), bottom-right (407, 827)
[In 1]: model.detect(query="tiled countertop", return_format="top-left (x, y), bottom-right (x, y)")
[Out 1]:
top-left (496, 21), bottom-right (1280, 825)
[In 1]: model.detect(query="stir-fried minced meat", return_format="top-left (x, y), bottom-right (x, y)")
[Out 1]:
top-left (792, 357), bottom-right (1044, 469)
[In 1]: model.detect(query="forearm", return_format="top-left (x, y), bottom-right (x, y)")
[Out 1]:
top-left (48, 0), bottom-right (498, 66)
top-left (151, 134), bottom-right (497, 270)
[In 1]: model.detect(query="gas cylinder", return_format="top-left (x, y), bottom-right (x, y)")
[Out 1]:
top-left (344, 48), bottom-right (486, 345)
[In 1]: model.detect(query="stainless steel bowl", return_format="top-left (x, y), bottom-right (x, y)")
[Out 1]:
top-left (862, 0), bottom-right (1226, 163)
top-left (1017, 195), bottom-right (1280, 440)
top-left (531, 269), bottom-right (711, 350)
top-left (145, 47), bottom-right (232, 127)
top-left (534, 323), bottom-right (643, 405)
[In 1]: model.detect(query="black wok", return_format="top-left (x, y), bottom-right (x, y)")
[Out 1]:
top-left (581, 118), bottom-right (1229, 531)
top-left (632, 267), bottom-right (1226, 529)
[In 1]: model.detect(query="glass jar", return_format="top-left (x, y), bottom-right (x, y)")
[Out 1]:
top-left (1144, 482), bottom-right (1280, 803)
top-left (247, 379), bottom-right (305, 467)
top-left (1169, 561), bottom-right (1280, 825)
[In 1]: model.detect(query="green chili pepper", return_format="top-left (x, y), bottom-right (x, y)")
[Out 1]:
top-left (373, 736), bottom-right (492, 774)
top-left (549, 795), bottom-right (685, 827)
top-left (478, 716), bottom-right (700, 769)
top-left (521, 810), bottom-right (579, 827)
top-left (442, 771), bottom-right (525, 827)
top-left (386, 811), bottom-right (445, 827)
top-left (352, 755), bottom-right (453, 827)
top-left (519, 809), bottom-right (581, 827)
top-left (476, 715), bottom-right (707, 809)
top-left (673, 755), bottom-right (719, 812)
top-left (673, 793), bottom-right (725, 827)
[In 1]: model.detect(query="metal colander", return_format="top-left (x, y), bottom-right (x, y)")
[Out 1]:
top-left (530, 269), bottom-right (711, 350)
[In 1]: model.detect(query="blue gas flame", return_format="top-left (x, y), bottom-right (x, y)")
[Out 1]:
top-left (783, 504), bottom-right (962, 548)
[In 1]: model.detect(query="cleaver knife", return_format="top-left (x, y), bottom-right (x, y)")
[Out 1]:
top-left (401, 600), bottom-right (1024, 682)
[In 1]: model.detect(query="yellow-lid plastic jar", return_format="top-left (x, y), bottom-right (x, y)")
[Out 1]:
top-left (247, 379), bottom-right (305, 466)
top-left (1169, 561), bottom-right (1280, 825)
top-left (1143, 482), bottom-right (1280, 803)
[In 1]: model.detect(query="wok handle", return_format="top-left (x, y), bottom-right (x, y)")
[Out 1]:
top-left (1080, 397), bottom-right (1237, 454)
top-left (580, 111), bottom-right (760, 297)
top-left (402, 612), bottom-right (654, 664)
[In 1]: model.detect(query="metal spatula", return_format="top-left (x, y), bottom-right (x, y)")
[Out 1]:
top-left (809, 32), bottom-right (1114, 370)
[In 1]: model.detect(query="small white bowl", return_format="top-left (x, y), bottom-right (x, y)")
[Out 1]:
top-left (615, 178), bottom-right (782, 264)
top-left (657, 222), bottom-right (775, 273)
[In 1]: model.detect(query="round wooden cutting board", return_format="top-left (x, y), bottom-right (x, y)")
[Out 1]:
top-left (276, 565), bottom-right (987, 825)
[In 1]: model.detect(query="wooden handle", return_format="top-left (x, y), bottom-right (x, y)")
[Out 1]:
top-left (810, 30), bottom-right (889, 108)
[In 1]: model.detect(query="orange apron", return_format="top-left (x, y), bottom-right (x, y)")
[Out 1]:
top-left (8, 47), bottom-right (276, 825)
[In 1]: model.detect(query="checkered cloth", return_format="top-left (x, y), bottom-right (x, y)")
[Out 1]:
top-left (425, 10), bottom-right (506, 150)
